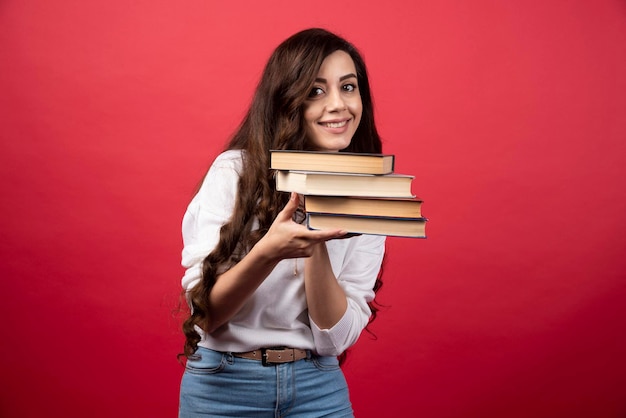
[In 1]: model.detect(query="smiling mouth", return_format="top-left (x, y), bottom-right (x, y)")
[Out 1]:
top-left (320, 120), bottom-right (348, 128)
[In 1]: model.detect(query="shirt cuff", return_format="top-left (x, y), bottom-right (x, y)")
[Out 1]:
top-left (310, 305), bottom-right (354, 356)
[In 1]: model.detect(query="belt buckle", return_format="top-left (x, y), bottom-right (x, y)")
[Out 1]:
top-left (261, 347), bottom-right (287, 366)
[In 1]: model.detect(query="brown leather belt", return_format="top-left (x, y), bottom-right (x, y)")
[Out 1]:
top-left (233, 347), bottom-right (309, 366)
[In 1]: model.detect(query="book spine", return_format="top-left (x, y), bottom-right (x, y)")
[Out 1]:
top-left (305, 213), bottom-right (427, 238)
top-left (306, 212), bottom-right (427, 222)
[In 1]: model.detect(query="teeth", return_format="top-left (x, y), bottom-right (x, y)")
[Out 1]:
top-left (322, 121), bottom-right (347, 128)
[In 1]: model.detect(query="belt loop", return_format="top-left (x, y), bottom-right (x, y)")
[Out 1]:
top-left (261, 348), bottom-right (270, 367)
top-left (225, 352), bottom-right (234, 365)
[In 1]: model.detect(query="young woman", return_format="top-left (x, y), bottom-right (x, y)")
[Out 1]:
top-left (179, 28), bottom-right (385, 417)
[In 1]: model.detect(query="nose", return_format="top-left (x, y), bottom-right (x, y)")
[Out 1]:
top-left (326, 88), bottom-right (346, 112)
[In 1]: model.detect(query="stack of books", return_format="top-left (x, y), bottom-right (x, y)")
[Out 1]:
top-left (270, 150), bottom-right (427, 238)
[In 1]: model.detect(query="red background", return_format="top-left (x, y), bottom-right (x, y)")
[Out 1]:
top-left (1, 1), bottom-right (625, 417)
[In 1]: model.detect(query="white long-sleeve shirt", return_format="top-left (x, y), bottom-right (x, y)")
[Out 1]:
top-left (181, 150), bottom-right (386, 356)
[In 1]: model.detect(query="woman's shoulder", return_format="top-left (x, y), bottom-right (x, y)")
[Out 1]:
top-left (193, 150), bottom-right (244, 205)
top-left (203, 149), bottom-right (245, 178)
top-left (211, 149), bottom-right (244, 167)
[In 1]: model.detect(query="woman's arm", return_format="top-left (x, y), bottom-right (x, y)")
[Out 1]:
top-left (306, 234), bottom-right (386, 356)
top-left (203, 192), bottom-right (346, 333)
top-left (303, 243), bottom-right (348, 330)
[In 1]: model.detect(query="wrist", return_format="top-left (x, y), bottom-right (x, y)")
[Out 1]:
top-left (250, 236), bottom-right (282, 267)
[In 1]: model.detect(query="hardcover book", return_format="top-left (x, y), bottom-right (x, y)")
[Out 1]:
top-left (270, 150), bottom-right (395, 175)
top-left (275, 171), bottom-right (414, 198)
top-left (305, 195), bottom-right (423, 218)
top-left (306, 213), bottom-right (427, 238)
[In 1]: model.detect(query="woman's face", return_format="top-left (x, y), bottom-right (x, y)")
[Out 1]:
top-left (303, 50), bottom-right (362, 152)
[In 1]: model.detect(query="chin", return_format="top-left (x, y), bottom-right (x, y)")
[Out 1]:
top-left (313, 137), bottom-right (353, 152)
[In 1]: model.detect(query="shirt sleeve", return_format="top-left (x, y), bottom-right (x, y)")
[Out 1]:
top-left (181, 152), bottom-right (242, 292)
top-left (309, 234), bottom-right (386, 356)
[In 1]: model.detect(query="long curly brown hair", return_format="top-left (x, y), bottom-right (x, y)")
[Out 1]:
top-left (181, 28), bottom-right (385, 360)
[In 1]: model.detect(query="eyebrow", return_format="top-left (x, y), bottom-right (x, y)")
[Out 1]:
top-left (314, 73), bottom-right (358, 83)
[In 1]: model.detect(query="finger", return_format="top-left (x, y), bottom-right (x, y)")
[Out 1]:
top-left (276, 192), bottom-right (299, 221)
top-left (306, 228), bottom-right (348, 241)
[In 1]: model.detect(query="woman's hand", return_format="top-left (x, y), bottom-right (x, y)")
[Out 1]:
top-left (203, 193), bottom-right (346, 333)
top-left (256, 192), bottom-right (347, 262)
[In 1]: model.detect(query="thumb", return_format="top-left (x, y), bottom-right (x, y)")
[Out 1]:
top-left (276, 192), bottom-right (300, 221)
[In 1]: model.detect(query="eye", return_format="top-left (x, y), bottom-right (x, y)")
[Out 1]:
top-left (308, 86), bottom-right (325, 98)
top-left (342, 83), bottom-right (357, 92)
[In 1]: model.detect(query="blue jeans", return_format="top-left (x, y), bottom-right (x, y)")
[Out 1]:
top-left (179, 347), bottom-right (354, 418)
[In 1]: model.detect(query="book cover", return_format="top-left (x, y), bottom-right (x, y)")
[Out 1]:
top-left (270, 150), bottom-right (395, 175)
top-left (305, 195), bottom-right (422, 218)
top-left (275, 170), bottom-right (415, 198)
top-left (306, 213), bottom-right (427, 238)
